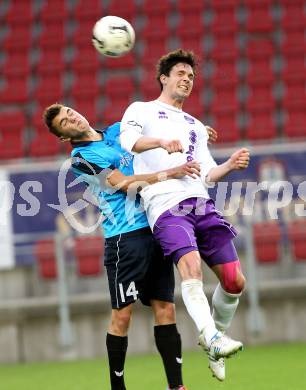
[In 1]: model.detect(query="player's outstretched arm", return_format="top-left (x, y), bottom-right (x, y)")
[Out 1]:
top-left (206, 148), bottom-right (250, 184)
top-left (107, 161), bottom-right (201, 193)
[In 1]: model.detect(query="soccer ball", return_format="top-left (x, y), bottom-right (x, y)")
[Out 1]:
top-left (92, 15), bottom-right (135, 57)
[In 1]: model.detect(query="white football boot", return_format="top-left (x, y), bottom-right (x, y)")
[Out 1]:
top-left (208, 355), bottom-right (225, 381)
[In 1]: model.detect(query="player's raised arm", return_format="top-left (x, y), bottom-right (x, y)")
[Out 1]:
top-left (206, 148), bottom-right (250, 184)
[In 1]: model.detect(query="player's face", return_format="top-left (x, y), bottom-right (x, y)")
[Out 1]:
top-left (163, 63), bottom-right (194, 100)
top-left (53, 106), bottom-right (90, 139)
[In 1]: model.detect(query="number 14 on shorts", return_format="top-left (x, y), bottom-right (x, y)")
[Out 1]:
top-left (119, 281), bottom-right (139, 302)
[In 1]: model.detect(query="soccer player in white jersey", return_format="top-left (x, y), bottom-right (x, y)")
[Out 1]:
top-left (120, 49), bottom-right (250, 381)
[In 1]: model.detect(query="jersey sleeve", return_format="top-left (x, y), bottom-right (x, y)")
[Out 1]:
top-left (120, 102), bottom-right (146, 153)
top-left (195, 124), bottom-right (218, 184)
top-left (71, 149), bottom-right (116, 193)
top-left (71, 149), bottom-right (115, 174)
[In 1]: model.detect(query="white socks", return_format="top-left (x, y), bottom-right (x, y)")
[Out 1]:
top-left (181, 279), bottom-right (218, 344)
top-left (212, 283), bottom-right (241, 332)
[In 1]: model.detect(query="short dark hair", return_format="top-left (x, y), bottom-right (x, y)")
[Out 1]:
top-left (156, 49), bottom-right (197, 90)
top-left (43, 103), bottom-right (64, 137)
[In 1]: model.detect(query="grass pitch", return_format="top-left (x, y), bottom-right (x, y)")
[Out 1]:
top-left (0, 343), bottom-right (305, 390)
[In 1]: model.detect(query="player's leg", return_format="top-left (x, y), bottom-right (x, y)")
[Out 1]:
top-left (104, 228), bottom-right (154, 390)
top-left (151, 300), bottom-right (185, 390)
top-left (211, 251), bottom-right (246, 332)
top-left (107, 305), bottom-right (133, 390)
top-left (153, 200), bottom-right (220, 350)
top-left (143, 243), bottom-right (185, 389)
top-left (196, 200), bottom-right (244, 380)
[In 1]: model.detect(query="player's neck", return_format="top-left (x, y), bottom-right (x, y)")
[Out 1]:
top-left (73, 127), bottom-right (102, 142)
top-left (157, 93), bottom-right (184, 110)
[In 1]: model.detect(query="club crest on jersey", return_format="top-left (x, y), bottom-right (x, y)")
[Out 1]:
top-left (184, 115), bottom-right (195, 124)
top-left (158, 111), bottom-right (168, 119)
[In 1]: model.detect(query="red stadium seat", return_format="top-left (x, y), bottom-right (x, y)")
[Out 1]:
top-left (246, 58), bottom-right (274, 84)
top-left (177, 13), bottom-right (205, 41)
top-left (104, 52), bottom-right (136, 70)
top-left (139, 70), bottom-right (161, 100)
top-left (245, 41), bottom-right (275, 84)
top-left (102, 97), bottom-right (132, 126)
top-left (71, 47), bottom-right (101, 74)
top-left (176, 0), bottom-right (205, 14)
top-left (28, 129), bottom-right (62, 157)
top-left (280, 36), bottom-right (306, 78)
top-left (0, 111), bottom-right (26, 132)
top-left (0, 130), bottom-right (24, 159)
top-left (4, 1), bottom-right (34, 25)
top-left (2, 25), bottom-right (32, 53)
top-left (283, 101), bottom-right (306, 138)
top-left (0, 111), bottom-right (25, 159)
top-left (141, 42), bottom-right (168, 70)
top-left (210, 32), bottom-right (239, 61)
top-left (39, 0), bottom-right (69, 24)
top-left (281, 2), bottom-right (306, 31)
top-left (72, 0), bottom-right (103, 22)
top-left (36, 22), bottom-right (66, 50)
top-left (282, 74), bottom-right (306, 103)
top-left (72, 20), bottom-right (97, 48)
top-left (36, 49), bottom-right (66, 77)
top-left (70, 73), bottom-right (100, 101)
top-left (1, 53), bottom-right (31, 79)
top-left (246, 81), bottom-right (276, 111)
top-left (245, 3), bottom-right (274, 33)
top-left (210, 6), bottom-right (240, 34)
top-left (211, 59), bottom-right (239, 85)
top-left (141, 15), bottom-right (171, 44)
top-left (245, 107), bottom-right (277, 140)
top-left (178, 37), bottom-right (204, 58)
top-left (32, 75), bottom-right (65, 108)
top-left (142, 0), bottom-right (172, 15)
top-left (210, 109), bottom-right (240, 143)
top-left (246, 40), bottom-right (274, 60)
top-left (210, 84), bottom-right (239, 113)
top-left (0, 78), bottom-right (28, 104)
top-left (253, 221), bottom-right (281, 263)
top-left (30, 111), bottom-right (45, 129)
top-left (107, 0), bottom-right (137, 21)
top-left (74, 236), bottom-right (104, 276)
top-left (176, 13), bottom-right (205, 55)
top-left (288, 219), bottom-right (306, 261)
top-left (104, 76), bottom-right (135, 98)
top-left (183, 91), bottom-right (205, 120)
top-left (34, 239), bottom-right (57, 279)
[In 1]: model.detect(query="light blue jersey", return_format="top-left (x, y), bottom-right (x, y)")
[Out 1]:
top-left (71, 122), bottom-right (149, 238)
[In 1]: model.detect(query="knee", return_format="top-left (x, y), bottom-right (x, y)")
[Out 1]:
top-left (229, 272), bottom-right (246, 294)
top-left (110, 308), bottom-right (132, 334)
top-left (152, 301), bottom-right (176, 325)
top-left (222, 262), bottom-right (246, 294)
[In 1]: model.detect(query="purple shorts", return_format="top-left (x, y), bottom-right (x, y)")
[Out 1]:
top-left (153, 198), bottom-right (238, 267)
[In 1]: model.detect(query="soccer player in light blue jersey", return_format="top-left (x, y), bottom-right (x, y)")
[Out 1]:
top-left (43, 103), bottom-right (203, 390)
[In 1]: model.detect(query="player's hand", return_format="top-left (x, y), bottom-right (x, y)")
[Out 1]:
top-left (229, 148), bottom-right (250, 170)
top-left (207, 126), bottom-right (218, 144)
top-left (171, 160), bottom-right (201, 179)
top-left (160, 139), bottom-right (184, 154)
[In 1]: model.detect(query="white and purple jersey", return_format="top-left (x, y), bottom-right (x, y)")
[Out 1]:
top-left (120, 100), bottom-right (217, 228)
